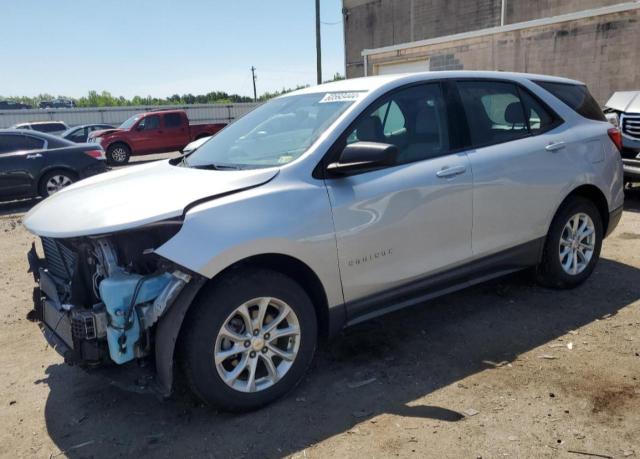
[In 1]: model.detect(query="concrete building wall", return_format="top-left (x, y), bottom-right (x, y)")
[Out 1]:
top-left (361, 8), bottom-right (640, 104)
top-left (344, 0), bottom-right (502, 77)
top-left (505, 0), bottom-right (626, 22)
top-left (343, 1), bottom-right (640, 103)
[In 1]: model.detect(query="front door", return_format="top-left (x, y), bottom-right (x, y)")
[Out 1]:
top-left (324, 83), bottom-right (473, 317)
top-left (130, 114), bottom-right (162, 153)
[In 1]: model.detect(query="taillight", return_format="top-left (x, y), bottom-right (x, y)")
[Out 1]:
top-left (607, 127), bottom-right (622, 152)
top-left (84, 149), bottom-right (105, 160)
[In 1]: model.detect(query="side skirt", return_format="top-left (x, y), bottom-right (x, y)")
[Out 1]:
top-left (344, 237), bottom-right (545, 327)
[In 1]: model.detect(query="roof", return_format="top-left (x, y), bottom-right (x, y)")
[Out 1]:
top-left (0, 128), bottom-right (73, 144)
top-left (12, 120), bottom-right (67, 126)
top-left (288, 71), bottom-right (583, 96)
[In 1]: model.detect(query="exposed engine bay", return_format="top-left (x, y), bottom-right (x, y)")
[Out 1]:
top-left (28, 222), bottom-right (194, 369)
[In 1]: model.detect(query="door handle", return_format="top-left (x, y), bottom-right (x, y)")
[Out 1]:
top-left (26, 153), bottom-right (42, 159)
top-left (436, 165), bottom-right (466, 178)
top-left (545, 141), bottom-right (566, 152)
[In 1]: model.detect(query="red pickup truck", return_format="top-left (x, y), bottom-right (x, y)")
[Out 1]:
top-left (87, 109), bottom-right (226, 164)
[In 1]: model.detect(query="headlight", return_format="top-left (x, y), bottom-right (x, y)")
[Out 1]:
top-left (605, 112), bottom-right (619, 128)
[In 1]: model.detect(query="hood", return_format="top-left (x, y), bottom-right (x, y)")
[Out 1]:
top-left (89, 128), bottom-right (123, 138)
top-left (605, 91), bottom-right (640, 113)
top-left (24, 160), bottom-right (279, 238)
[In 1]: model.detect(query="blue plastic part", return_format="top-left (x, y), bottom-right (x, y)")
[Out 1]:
top-left (99, 271), bottom-right (172, 364)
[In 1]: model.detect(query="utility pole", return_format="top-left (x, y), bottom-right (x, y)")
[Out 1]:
top-left (315, 0), bottom-right (322, 84)
top-left (251, 66), bottom-right (257, 102)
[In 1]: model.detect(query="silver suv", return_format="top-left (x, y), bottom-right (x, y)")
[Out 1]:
top-left (24, 71), bottom-right (624, 411)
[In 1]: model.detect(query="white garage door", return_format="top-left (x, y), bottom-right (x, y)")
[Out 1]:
top-left (375, 59), bottom-right (430, 75)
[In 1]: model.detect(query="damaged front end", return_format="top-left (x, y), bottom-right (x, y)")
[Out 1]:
top-left (27, 221), bottom-right (201, 393)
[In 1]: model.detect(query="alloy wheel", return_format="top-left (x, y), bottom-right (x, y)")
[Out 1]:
top-left (559, 212), bottom-right (596, 275)
top-left (45, 174), bottom-right (73, 195)
top-left (111, 147), bottom-right (127, 162)
top-left (214, 297), bottom-right (301, 393)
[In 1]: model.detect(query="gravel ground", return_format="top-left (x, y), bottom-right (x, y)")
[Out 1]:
top-left (0, 186), bottom-right (638, 459)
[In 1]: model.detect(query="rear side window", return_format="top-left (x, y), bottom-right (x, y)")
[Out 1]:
top-left (164, 113), bottom-right (182, 128)
top-left (533, 81), bottom-right (605, 122)
top-left (0, 134), bottom-right (44, 153)
top-left (457, 81), bottom-right (529, 147)
top-left (518, 88), bottom-right (561, 135)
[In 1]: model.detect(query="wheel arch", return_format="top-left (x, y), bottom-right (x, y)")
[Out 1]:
top-left (106, 140), bottom-right (132, 153)
top-left (37, 167), bottom-right (79, 194)
top-left (155, 252), bottom-right (341, 397)
top-left (556, 184), bottom-right (610, 236)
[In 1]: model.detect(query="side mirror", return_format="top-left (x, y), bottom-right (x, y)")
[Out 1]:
top-left (135, 123), bottom-right (144, 131)
top-left (327, 142), bottom-right (398, 176)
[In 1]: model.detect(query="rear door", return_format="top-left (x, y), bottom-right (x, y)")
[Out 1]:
top-left (0, 133), bottom-right (46, 198)
top-left (455, 79), bottom-right (568, 258)
top-left (162, 112), bottom-right (190, 150)
top-left (325, 82), bottom-right (473, 315)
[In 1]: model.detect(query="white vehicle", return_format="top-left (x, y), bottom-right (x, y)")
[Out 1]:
top-left (181, 135), bottom-right (211, 154)
top-left (12, 121), bottom-right (69, 136)
top-left (24, 71), bottom-right (624, 411)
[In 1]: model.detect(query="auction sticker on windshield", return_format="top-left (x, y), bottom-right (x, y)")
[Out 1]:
top-left (319, 92), bottom-right (362, 103)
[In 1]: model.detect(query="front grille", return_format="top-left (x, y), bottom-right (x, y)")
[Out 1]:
top-left (622, 114), bottom-right (640, 139)
top-left (41, 237), bottom-right (77, 281)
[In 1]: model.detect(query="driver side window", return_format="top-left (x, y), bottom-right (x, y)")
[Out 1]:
top-left (346, 83), bottom-right (450, 165)
top-left (138, 115), bottom-right (160, 131)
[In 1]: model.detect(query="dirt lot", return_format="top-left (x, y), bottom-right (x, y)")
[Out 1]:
top-left (0, 189), bottom-right (639, 459)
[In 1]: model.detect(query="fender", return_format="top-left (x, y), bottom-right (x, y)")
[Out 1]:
top-left (154, 276), bottom-right (206, 396)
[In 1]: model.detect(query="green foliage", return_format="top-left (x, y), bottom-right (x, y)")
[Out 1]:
top-left (0, 74), bottom-right (347, 108)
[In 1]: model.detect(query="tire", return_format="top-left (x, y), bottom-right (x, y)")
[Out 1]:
top-left (38, 170), bottom-right (77, 198)
top-left (181, 268), bottom-right (317, 412)
top-left (536, 196), bottom-right (603, 289)
top-left (106, 143), bottom-right (130, 165)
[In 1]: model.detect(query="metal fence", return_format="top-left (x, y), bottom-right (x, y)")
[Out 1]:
top-left (0, 102), bottom-right (262, 128)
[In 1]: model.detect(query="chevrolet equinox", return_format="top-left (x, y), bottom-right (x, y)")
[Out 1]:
top-left (24, 71), bottom-right (624, 411)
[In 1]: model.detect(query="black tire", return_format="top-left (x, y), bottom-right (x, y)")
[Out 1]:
top-left (181, 268), bottom-right (317, 412)
top-left (38, 170), bottom-right (77, 198)
top-left (106, 143), bottom-right (130, 165)
top-left (536, 196), bottom-right (603, 289)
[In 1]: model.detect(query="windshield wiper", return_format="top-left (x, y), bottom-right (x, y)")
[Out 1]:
top-left (190, 163), bottom-right (244, 171)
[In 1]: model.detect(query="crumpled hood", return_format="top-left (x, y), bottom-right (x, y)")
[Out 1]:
top-left (24, 160), bottom-right (279, 238)
top-left (89, 128), bottom-right (123, 139)
top-left (605, 91), bottom-right (640, 113)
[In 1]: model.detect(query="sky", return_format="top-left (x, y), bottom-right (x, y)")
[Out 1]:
top-left (0, 0), bottom-right (345, 99)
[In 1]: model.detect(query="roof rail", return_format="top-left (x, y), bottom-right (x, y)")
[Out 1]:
top-left (148, 107), bottom-right (182, 112)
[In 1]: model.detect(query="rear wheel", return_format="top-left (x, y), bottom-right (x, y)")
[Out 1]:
top-left (536, 197), bottom-right (603, 288)
top-left (106, 143), bottom-right (130, 165)
top-left (181, 269), bottom-right (317, 412)
top-left (38, 170), bottom-right (76, 197)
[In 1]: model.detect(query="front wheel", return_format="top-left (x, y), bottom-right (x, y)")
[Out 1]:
top-left (536, 196), bottom-right (603, 288)
top-left (106, 143), bottom-right (130, 165)
top-left (181, 269), bottom-right (317, 411)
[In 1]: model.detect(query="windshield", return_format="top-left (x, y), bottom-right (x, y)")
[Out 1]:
top-left (119, 115), bottom-right (140, 129)
top-left (186, 92), bottom-right (362, 169)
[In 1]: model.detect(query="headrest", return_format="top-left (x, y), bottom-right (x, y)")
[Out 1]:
top-left (505, 102), bottom-right (526, 125)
